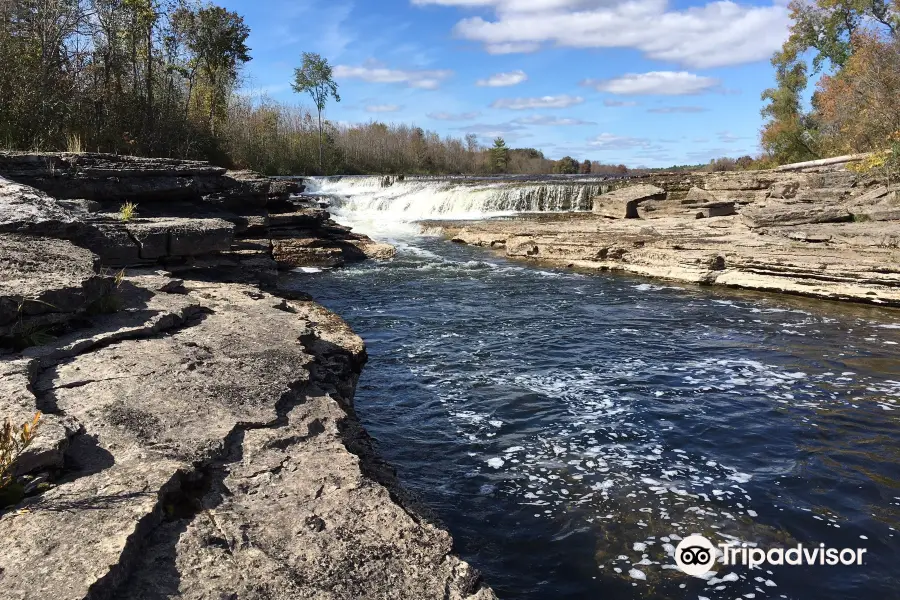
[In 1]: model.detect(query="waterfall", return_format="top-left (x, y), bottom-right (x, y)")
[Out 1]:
top-left (304, 175), bottom-right (612, 223)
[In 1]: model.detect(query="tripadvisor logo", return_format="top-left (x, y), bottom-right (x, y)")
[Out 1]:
top-left (674, 535), bottom-right (869, 577)
top-left (675, 536), bottom-right (717, 576)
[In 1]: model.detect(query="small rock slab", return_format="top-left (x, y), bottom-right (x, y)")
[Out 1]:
top-left (741, 206), bottom-right (852, 228)
top-left (126, 218), bottom-right (235, 260)
top-left (682, 187), bottom-right (718, 204)
top-left (0, 234), bottom-right (111, 339)
top-left (268, 208), bottom-right (330, 229)
top-left (593, 184), bottom-right (666, 219)
top-left (0, 177), bottom-right (81, 238)
top-left (694, 203), bottom-right (736, 218)
top-left (272, 238), bottom-right (346, 268)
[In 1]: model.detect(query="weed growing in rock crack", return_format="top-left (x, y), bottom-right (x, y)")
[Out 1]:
top-left (119, 201), bottom-right (138, 222)
top-left (87, 294), bottom-right (123, 315)
top-left (89, 269), bottom-right (127, 315)
top-left (5, 299), bottom-right (60, 350)
top-left (9, 323), bottom-right (56, 350)
top-left (0, 412), bottom-right (41, 507)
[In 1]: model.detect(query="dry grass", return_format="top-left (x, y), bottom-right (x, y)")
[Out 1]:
top-left (66, 133), bottom-right (83, 153)
top-left (0, 412), bottom-right (42, 494)
top-left (119, 201), bottom-right (138, 223)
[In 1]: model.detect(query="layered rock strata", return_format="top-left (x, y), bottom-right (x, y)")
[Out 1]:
top-left (0, 154), bottom-right (489, 599)
top-left (0, 153), bottom-right (396, 344)
top-left (434, 159), bottom-right (900, 307)
top-left (0, 152), bottom-right (395, 278)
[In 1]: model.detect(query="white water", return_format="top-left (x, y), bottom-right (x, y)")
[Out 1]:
top-left (304, 175), bottom-right (611, 236)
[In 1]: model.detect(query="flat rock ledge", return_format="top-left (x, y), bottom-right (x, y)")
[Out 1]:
top-left (0, 153), bottom-right (396, 347)
top-left (0, 154), bottom-right (490, 600)
top-left (434, 162), bottom-right (900, 307)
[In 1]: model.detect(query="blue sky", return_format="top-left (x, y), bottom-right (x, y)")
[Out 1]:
top-left (222, 0), bottom-right (793, 167)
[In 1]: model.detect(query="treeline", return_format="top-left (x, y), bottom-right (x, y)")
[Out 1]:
top-left (760, 0), bottom-right (899, 165)
top-left (0, 0), bottom-right (252, 160)
top-left (172, 91), bottom-right (635, 176)
top-left (0, 0), bottom-right (618, 176)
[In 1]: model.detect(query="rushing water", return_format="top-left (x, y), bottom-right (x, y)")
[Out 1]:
top-left (305, 175), bottom-right (611, 225)
top-left (288, 178), bottom-right (900, 600)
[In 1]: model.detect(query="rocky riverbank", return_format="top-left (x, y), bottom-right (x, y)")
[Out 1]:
top-left (0, 153), bottom-right (493, 599)
top-left (432, 157), bottom-right (900, 307)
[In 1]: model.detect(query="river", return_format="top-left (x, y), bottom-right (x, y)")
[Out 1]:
top-left (286, 176), bottom-right (900, 600)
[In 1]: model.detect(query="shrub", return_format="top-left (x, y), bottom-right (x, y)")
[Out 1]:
top-left (0, 412), bottom-right (42, 502)
top-left (846, 132), bottom-right (900, 188)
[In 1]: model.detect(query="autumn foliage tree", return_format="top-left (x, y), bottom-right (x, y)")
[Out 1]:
top-left (554, 156), bottom-right (579, 174)
top-left (761, 0), bottom-right (899, 164)
top-left (814, 33), bottom-right (900, 155)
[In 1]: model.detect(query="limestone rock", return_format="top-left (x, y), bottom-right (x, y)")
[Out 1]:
top-left (0, 279), bottom-right (494, 600)
top-left (768, 181), bottom-right (799, 199)
top-left (0, 234), bottom-right (113, 341)
top-left (433, 166), bottom-right (900, 308)
top-left (786, 231), bottom-right (833, 243)
top-left (741, 206), bottom-right (852, 228)
top-left (703, 173), bottom-right (774, 190)
top-left (268, 208), bottom-right (330, 229)
top-left (791, 188), bottom-right (852, 203)
top-left (0, 176), bottom-right (81, 237)
top-left (272, 238), bottom-right (347, 268)
top-left (694, 203), bottom-right (736, 218)
top-left (128, 217), bottom-right (235, 259)
top-left (268, 178), bottom-right (302, 197)
top-left (348, 238), bottom-right (397, 260)
top-left (683, 187), bottom-right (718, 204)
top-left (850, 185), bottom-right (891, 205)
top-left (593, 184), bottom-right (666, 218)
top-left (0, 152), bottom-right (227, 203)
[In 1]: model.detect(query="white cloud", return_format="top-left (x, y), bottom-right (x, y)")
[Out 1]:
top-left (455, 122), bottom-right (533, 141)
top-left (647, 105), bottom-right (709, 113)
top-left (587, 133), bottom-right (654, 149)
top-left (511, 115), bottom-right (595, 126)
top-left (411, 0), bottom-right (790, 68)
top-left (717, 130), bottom-right (748, 143)
top-left (458, 122), bottom-right (525, 134)
top-left (603, 99), bottom-right (638, 107)
top-left (476, 70), bottom-right (528, 87)
top-left (334, 63), bottom-right (453, 89)
top-left (491, 95), bottom-right (584, 110)
top-left (686, 147), bottom-right (738, 161)
top-left (584, 72), bottom-right (719, 96)
top-left (365, 104), bottom-right (403, 113)
top-left (484, 42), bottom-right (542, 54)
top-left (428, 111), bottom-right (483, 120)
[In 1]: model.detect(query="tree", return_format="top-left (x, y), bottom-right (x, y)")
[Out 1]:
top-left (708, 157), bottom-right (737, 172)
top-left (760, 0), bottom-right (898, 164)
top-left (580, 159), bottom-right (592, 174)
top-left (186, 6), bottom-right (251, 133)
top-left (292, 52), bottom-right (340, 173)
top-left (491, 137), bottom-right (509, 173)
top-left (814, 33), bottom-right (900, 155)
top-left (760, 47), bottom-right (818, 163)
top-left (554, 156), bottom-right (578, 174)
top-left (735, 155), bottom-right (754, 169)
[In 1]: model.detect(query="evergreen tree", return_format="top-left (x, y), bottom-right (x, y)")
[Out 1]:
top-left (491, 137), bottom-right (509, 173)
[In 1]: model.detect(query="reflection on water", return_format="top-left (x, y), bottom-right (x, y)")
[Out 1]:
top-left (289, 238), bottom-right (900, 600)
